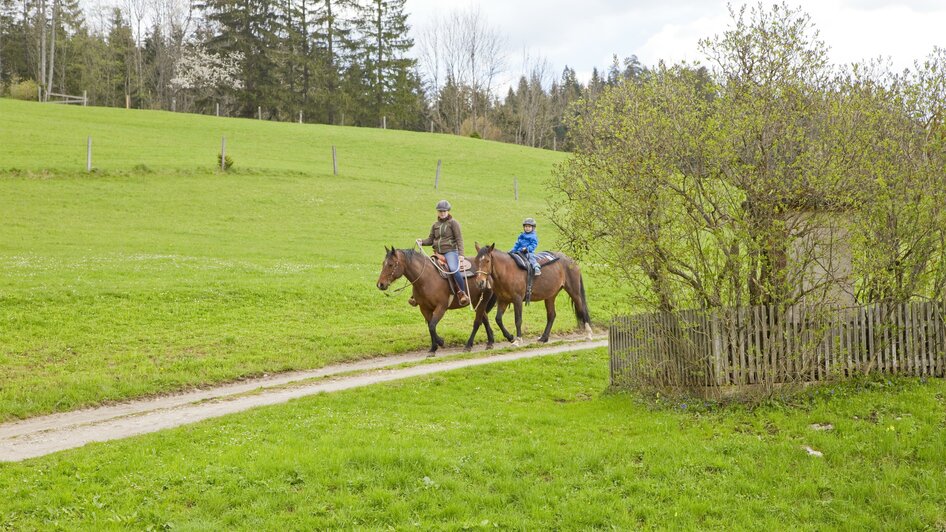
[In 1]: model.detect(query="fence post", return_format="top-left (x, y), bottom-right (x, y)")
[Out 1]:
top-left (299, 111), bottom-right (303, 124)
top-left (430, 120), bottom-right (434, 133)
top-left (86, 136), bottom-right (92, 172)
top-left (514, 176), bottom-right (518, 200)
top-left (382, 116), bottom-right (387, 129)
top-left (221, 136), bottom-right (226, 172)
top-left (125, 94), bottom-right (130, 109)
top-left (172, 98), bottom-right (176, 112)
top-left (216, 102), bottom-right (220, 117)
top-left (258, 106), bottom-right (262, 120)
top-left (435, 159), bottom-right (441, 189)
top-left (83, 90), bottom-right (87, 107)
top-left (332, 146), bottom-right (338, 176)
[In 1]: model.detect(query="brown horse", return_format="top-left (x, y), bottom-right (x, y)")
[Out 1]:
top-left (473, 243), bottom-right (592, 345)
top-left (377, 246), bottom-right (496, 354)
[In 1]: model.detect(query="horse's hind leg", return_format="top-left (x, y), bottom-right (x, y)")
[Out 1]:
top-left (495, 301), bottom-right (515, 342)
top-left (483, 315), bottom-right (495, 349)
top-left (539, 297), bottom-right (556, 343)
top-left (563, 269), bottom-right (593, 339)
top-left (464, 315), bottom-right (483, 352)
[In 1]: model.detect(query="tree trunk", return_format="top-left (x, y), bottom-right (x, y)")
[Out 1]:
top-left (325, 0), bottom-right (335, 123)
top-left (38, 0), bottom-right (46, 99)
top-left (301, 0), bottom-right (309, 110)
top-left (375, 0), bottom-right (382, 122)
top-left (46, 0), bottom-right (57, 99)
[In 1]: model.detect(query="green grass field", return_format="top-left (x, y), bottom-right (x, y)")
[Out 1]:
top-left (0, 98), bottom-right (641, 421)
top-left (1, 348), bottom-right (943, 529)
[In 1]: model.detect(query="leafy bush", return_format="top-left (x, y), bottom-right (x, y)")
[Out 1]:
top-left (469, 131), bottom-right (481, 139)
top-left (217, 153), bottom-right (233, 170)
top-left (9, 79), bottom-right (39, 101)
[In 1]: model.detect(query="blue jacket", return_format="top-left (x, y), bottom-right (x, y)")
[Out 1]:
top-left (511, 231), bottom-right (538, 254)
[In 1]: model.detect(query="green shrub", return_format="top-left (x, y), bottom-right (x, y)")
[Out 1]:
top-left (469, 131), bottom-right (481, 139)
top-left (217, 153), bottom-right (234, 170)
top-left (9, 79), bottom-right (39, 101)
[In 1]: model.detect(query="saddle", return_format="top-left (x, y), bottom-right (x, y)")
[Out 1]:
top-left (509, 251), bottom-right (559, 304)
top-left (431, 254), bottom-right (475, 278)
top-left (509, 251), bottom-right (559, 270)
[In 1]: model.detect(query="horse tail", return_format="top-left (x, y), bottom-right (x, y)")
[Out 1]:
top-left (571, 266), bottom-right (591, 327)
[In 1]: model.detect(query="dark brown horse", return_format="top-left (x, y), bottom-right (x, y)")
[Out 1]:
top-left (473, 243), bottom-right (592, 345)
top-left (377, 247), bottom-right (496, 354)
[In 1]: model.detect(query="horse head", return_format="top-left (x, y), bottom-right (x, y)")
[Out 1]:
top-left (376, 245), bottom-right (403, 290)
top-left (474, 243), bottom-right (495, 290)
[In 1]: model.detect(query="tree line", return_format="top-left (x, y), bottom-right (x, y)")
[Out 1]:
top-left (0, 0), bottom-right (647, 149)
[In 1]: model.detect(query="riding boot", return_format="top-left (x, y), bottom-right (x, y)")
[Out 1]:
top-left (408, 297), bottom-right (418, 306)
top-left (457, 290), bottom-right (470, 306)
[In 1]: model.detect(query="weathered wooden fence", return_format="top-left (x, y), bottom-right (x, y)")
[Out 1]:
top-left (610, 301), bottom-right (946, 392)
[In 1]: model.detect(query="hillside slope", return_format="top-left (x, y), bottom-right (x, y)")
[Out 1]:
top-left (0, 98), bottom-right (590, 420)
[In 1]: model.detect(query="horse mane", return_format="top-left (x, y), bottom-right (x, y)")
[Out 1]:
top-left (400, 249), bottom-right (420, 260)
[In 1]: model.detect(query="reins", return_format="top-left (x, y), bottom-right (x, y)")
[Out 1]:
top-left (382, 247), bottom-right (428, 297)
top-left (415, 243), bottom-right (461, 276)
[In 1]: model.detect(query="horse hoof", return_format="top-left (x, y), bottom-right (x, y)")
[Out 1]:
top-left (511, 338), bottom-right (521, 347)
top-left (486, 344), bottom-right (493, 350)
top-left (463, 345), bottom-right (472, 352)
top-left (538, 336), bottom-right (549, 343)
top-left (426, 352), bottom-right (436, 358)
top-left (437, 338), bottom-right (445, 347)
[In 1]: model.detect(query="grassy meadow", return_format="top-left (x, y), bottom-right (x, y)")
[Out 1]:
top-left (0, 98), bottom-right (636, 421)
top-left (0, 348), bottom-right (944, 529)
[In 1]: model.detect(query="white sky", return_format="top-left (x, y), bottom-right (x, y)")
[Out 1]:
top-left (405, 0), bottom-right (946, 87)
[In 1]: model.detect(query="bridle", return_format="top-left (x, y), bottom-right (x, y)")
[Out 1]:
top-left (474, 252), bottom-right (493, 290)
top-left (382, 250), bottom-right (428, 296)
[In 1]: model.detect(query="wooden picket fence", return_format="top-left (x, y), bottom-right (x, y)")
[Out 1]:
top-left (609, 300), bottom-right (946, 392)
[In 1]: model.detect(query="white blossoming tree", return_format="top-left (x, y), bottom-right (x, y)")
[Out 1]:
top-left (170, 45), bottom-right (244, 113)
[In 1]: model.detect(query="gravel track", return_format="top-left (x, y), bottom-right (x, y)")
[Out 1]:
top-left (0, 337), bottom-right (606, 462)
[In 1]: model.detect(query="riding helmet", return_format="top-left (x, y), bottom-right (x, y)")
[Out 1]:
top-left (436, 200), bottom-right (452, 211)
top-left (522, 217), bottom-right (537, 227)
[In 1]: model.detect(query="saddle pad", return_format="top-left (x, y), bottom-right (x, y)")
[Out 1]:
top-left (509, 251), bottom-right (559, 270)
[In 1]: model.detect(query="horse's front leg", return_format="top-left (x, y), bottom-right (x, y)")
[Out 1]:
top-left (427, 305), bottom-right (448, 355)
top-left (512, 298), bottom-right (524, 346)
top-left (495, 301), bottom-right (515, 342)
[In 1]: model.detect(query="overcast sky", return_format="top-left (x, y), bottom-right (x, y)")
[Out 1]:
top-left (405, 0), bottom-right (946, 86)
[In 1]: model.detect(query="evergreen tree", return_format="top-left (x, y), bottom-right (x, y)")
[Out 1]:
top-left (350, 0), bottom-right (418, 127)
top-left (310, 0), bottom-right (355, 124)
top-left (200, 0), bottom-right (279, 116)
top-left (108, 8), bottom-right (136, 106)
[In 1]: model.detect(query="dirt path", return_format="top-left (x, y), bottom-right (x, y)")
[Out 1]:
top-left (0, 337), bottom-right (606, 462)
